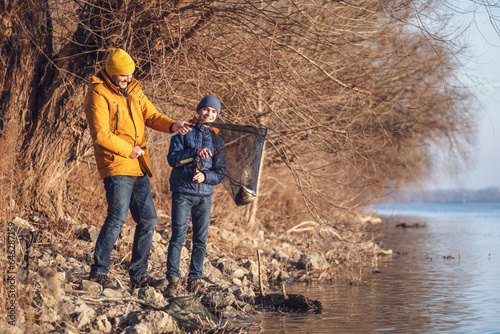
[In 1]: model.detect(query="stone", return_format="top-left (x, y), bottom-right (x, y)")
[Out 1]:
top-left (102, 288), bottom-right (130, 299)
top-left (76, 311), bottom-right (91, 329)
top-left (272, 249), bottom-right (289, 262)
top-left (81, 280), bottom-right (102, 294)
top-left (212, 257), bottom-right (249, 277)
top-left (77, 226), bottom-right (100, 242)
top-left (202, 288), bottom-right (237, 307)
top-left (125, 323), bottom-right (149, 334)
top-left (242, 260), bottom-right (258, 271)
top-left (125, 310), bottom-right (178, 333)
top-left (153, 231), bottom-right (162, 243)
top-left (55, 253), bottom-right (67, 263)
top-left (137, 286), bottom-right (165, 302)
top-left (297, 253), bottom-right (329, 270)
top-left (95, 315), bottom-right (112, 332)
top-left (218, 229), bottom-right (238, 241)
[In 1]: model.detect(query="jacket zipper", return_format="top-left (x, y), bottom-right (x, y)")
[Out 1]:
top-left (116, 105), bottom-right (119, 131)
top-left (197, 127), bottom-right (206, 196)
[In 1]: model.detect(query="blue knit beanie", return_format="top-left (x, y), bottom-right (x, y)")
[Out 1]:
top-left (196, 95), bottom-right (221, 118)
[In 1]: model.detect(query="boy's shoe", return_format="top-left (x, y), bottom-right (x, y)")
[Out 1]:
top-left (130, 275), bottom-right (167, 289)
top-left (164, 276), bottom-right (181, 298)
top-left (187, 279), bottom-right (204, 295)
top-left (88, 272), bottom-right (118, 290)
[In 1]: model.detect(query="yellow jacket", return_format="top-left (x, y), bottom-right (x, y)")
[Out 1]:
top-left (84, 69), bottom-right (175, 179)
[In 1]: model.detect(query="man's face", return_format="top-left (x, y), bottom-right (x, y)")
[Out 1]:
top-left (110, 73), bottom-right (133, 89)
top-left (198, 106), bottom-right (218, 123)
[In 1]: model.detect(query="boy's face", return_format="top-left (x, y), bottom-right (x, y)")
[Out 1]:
top-left (110, 73), bottom-right (133, 89)
top-left (198, 106), bottom-right (218, 123)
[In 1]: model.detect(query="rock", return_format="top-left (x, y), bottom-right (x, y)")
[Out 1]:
top-left (102, 287), bottom-right (130, 299)
top-left (153, 231), bottom-right (162, 242)
top-left (281, 243), bottom-right (303, 261)
top-left (212, 257), bottom-right (249, 278)
top-left (233, 285), bottom-right (255, 299)
top-left (125, 310), bottom-right (178, 333)
top-left (77, 226), bottom-right (100, 242)
top-left (234, 300), bottom-right (256, 313)
top-left (39, 308), bottom-right (60, 323)
top-left (81, 280), bottom-right (102, 294)
top-left (272, 249), bottom-right (289, 262)
top-left (59, 321), bottom-right (78, 333)
top-left (218, 229), bottom-right (238, 241)
top-left (0, 321), bottom-right (24, 334)
top-left (202, 260), bottom-right (228, 286)
top-left (269, 268), bottom-right (291, 282)
top-left (242, 259), bottom-right (258, 271)
top-left (76, 311), bottom-right (91, 329)
top-left (39, 292), bottom-right (59, 308)
top-left (137, 286), bottom-right (165, 302)
top-left (126, 323), bottom-right (149, 334)
top-left (151, 242), bottom-right (168, 257)
top-left (120, 225), bottom-right (135, 243)
top-left (297, 253), bottom-right (329, 270)
top-left (248, 270), bottom-right (267, 288)
top-left (12, 217), bottom-right (36, 233)
top-left (58, 298), bottom-right (95, 319)
top-left (219, 305), bottom-right (241, 318)
top-left (55, 253), bottom-right (67, 263)
top-left (202, 288), bottom-right (237, 308)
top-left (95, 315), bottom-right (112, 332)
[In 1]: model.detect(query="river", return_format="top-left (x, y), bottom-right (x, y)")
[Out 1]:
top-left (245, 202), bottom-right (500, 333)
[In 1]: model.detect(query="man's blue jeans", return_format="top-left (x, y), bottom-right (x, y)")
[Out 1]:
top-left (91, 175), bottom-right (157, 280)
top-left (166, 192), bottom-right (211, 282)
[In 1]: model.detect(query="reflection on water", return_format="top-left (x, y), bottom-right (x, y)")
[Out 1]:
top-left (246, 203), bottom-right (500, 333)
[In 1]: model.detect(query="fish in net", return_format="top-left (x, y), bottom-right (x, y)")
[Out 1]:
top-left (205, 122), bottom-right (268, 206)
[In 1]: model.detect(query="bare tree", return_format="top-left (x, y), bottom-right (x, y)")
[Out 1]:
top-left (0, 0), bottom-right (484, 227)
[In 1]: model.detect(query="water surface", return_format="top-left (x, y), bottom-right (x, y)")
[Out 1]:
top-left (246, 202), bottom-right (500, 333)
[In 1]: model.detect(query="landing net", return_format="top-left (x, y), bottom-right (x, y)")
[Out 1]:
top-left (207, 122), bottom-right (267, 206)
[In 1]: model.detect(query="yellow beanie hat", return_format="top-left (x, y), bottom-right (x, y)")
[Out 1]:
top-left (105, 48), bottom-right (135, 75)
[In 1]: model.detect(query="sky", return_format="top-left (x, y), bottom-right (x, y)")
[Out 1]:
top-left (430, 5), bottom-right (500, 190)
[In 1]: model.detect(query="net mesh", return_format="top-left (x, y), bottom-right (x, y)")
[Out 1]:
top-left (208, 122), bottom-right (268, 206)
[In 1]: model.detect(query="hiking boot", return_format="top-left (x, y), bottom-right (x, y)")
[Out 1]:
top-left (187, 279), bottom-right (204, 295)
top-left (164, 276), bottom-right (181, 298)
top-left (88, 272), bottom-right (118, 290)
top-left (130, 275), bottom-right (167, 289)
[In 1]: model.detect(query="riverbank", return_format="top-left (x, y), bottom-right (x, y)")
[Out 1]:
top-left (1, 213), bottom-right (390, 333)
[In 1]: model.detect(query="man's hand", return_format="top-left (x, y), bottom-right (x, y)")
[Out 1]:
top-left (196, 148), bottom-right (213, 160)
top-left (129, 146), bottom-right (144, 159)
top-left (171, 121), bottom-right (192, 135)
top-left (192, 171), bottom-right (205, 183)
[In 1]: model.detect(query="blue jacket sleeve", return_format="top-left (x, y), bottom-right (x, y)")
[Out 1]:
top-left (167, 134), bottom-right (197, 167)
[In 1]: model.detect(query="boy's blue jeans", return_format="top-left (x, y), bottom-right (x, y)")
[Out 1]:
top-left (91, 175), bottom-right (157, 280)
top-left (166, 192), bottom-right (212, 282)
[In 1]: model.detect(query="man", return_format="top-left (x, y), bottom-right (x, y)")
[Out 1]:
top-left (164, 95), bottom-right (226, 297)
top-left (84, 48), bottom-right (191, 289)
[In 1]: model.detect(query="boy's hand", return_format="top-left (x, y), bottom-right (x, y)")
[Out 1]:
top-left (196, 148), bottom-right (213, 159)
top-left (193, 171), bottom-right (205, 183)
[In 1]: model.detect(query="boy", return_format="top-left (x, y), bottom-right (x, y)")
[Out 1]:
top-left (164, 95), bottom-right (226, 297)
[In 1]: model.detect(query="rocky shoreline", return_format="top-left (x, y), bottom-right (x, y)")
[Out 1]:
top-left (2, 214), bottom-right (391, 333)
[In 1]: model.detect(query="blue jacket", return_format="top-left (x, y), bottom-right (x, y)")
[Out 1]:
top-left (167, 123), bottom-right (226, 196)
